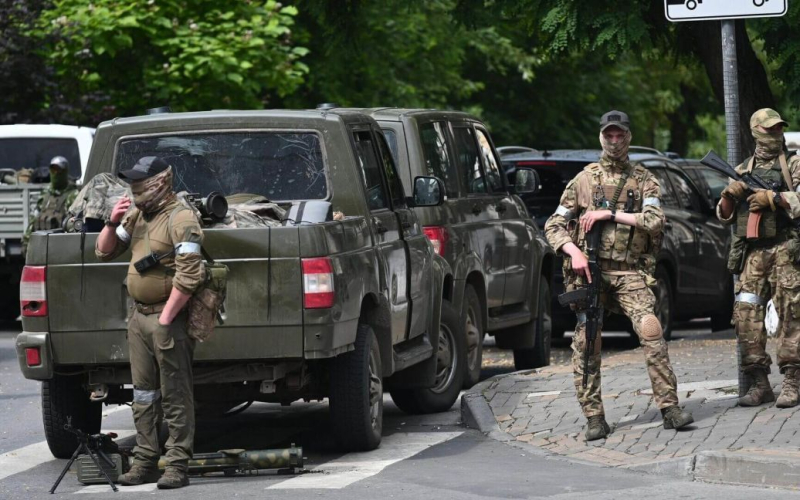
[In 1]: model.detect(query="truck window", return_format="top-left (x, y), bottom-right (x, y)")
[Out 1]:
top-left (420, 122), bottom-right (458, 198)
top-left (475, 128), bottom-right (503, 192)
top-left (353, 130), bottom-right (389, 211)
top-left (667, 170), bottom-right (703, 213)
top-left (375, 132), bottom-right (406, 208)
top-left (452, 127), bottom-right (486, 194)
top-left (116, 132), bottom-right (327, 201)
top-left (0, 138), bottom-right (82, 180)
top-left (649, 168), bottom-right (679, 209)
top-left (382, 129), bottom-right (399, 164)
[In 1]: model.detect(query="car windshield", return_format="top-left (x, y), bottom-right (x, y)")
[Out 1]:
top-left (0, 138), bottom-right (82, 179)
top-left (504, 160), bottom-right (586, 226)
top-left (115, 132), bottom-right (327, 201)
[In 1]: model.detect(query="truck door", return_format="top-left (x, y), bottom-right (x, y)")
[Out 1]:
top-left (352, 128), bottom-right (411, 343)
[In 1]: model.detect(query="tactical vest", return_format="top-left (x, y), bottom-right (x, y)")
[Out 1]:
top-left (34, 187), bottom-right (76, 231)
top-left (734, 156), bottom-right (792, 240)
top-left (576, 163), bottom-right (653, 266)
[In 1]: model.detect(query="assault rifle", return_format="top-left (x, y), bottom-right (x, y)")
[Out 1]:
top-left (557, 221), bottom-right (604, 388)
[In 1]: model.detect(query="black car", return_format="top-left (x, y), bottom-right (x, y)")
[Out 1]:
top-left (503, 150), bottom-right (734, 339)
top-left (676, 159), bottom-right (729, 203)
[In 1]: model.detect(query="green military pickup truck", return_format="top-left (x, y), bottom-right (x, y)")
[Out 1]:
top-left (15, 109), bottom-right (456, 457)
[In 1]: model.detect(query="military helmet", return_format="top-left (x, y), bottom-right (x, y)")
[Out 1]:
top-left (49, 156), bottom-right (69, 170)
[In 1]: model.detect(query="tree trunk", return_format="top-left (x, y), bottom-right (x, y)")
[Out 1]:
top-left (678, 20), bottom-right (775, 160)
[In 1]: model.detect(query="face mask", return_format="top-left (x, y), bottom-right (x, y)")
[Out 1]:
top-left (131, 166), bottom-right (174, 214)
top-left (50, 167), bottom-right (69, 191)
top-left (752, 128), bottom-right (784, 160)
top-left (599, 130), bottom-right (632, 161)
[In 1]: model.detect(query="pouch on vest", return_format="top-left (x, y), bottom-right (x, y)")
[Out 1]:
top-left (728, 235), bottom-right (747, 274)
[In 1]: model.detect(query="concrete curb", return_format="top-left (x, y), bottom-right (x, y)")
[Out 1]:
top-left (460, 374), bottom-right (513, 443)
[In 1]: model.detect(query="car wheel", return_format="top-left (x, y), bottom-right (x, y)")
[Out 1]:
top-left (513, 280), bottom-right (552, 370)
top-left (330, 324), bottom-right (383, 452)
top-left (462, 285), bottom-right (484, 388)
top-left (654, 266), bottom-right (673, 341)
top-left (42, 374), bottom-right (102, 458)
top-left (710, 277), bottom-right (734, 332)
top-left (390, 301), bottom-right (465, 414)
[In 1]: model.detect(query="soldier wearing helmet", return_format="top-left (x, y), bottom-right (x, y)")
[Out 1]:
top-left (21, 156), bottom-right (78, 255)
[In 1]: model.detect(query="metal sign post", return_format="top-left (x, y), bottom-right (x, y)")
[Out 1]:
top-left (665, 0), bottom-right (788, 396)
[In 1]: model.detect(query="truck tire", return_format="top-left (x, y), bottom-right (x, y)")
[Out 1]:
top-left (462, 285), bottom-right (484, 389)
top-left (42, 374), bottom-right (102, 458)
top-left (390, 301), bottom-right (465, 414)
top-left (513, 280), bottom-right (552, 370)
top-left (330, 324), bottom-right (383, 452)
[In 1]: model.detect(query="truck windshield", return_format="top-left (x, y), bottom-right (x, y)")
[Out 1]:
top-left (0, 138), bottom-right (82, 179)
top-left (116, 132), bottom-right (327, 201)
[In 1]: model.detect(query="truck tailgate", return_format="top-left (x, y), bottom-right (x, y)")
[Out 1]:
top-left (44, 226), bottom-right (304, 364)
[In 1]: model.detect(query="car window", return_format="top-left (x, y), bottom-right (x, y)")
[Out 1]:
top-left (452, 126), bottom-right (486, 194)
top-left (352, 130), bottom-right (388, 211)
top-left (475, 128), bottom-right (504, 192)
top-left (649, 168), bottom-right (679, 209)
top-left (667, 170), bottom-right (703, 212)
top-left (0, 138), bottom-right (83, 180)
top-left (382, 129), bottom-right (399, 164)
top-left (696, 168), bottom-right (728, 200)
top-left (419, 122), bottom-right (459, 198)
top-left (375, 132), bottom-right (406, 208)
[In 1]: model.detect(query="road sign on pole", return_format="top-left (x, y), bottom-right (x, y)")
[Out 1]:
top-left (665, 0), bottom-right (787, 22)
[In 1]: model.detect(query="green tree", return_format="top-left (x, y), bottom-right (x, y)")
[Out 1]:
top-left (35, 0), bottom-right (309, 121)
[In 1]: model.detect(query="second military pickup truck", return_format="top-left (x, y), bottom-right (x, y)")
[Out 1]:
top-left (16, 109), bottom-right (457, 458)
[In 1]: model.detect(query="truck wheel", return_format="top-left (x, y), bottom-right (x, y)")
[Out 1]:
top-left (42, 374), bottom-right (102, 458)
top-left (330, 324), bottom-right (383, 452)
top-left (513, 280), bottom-right (552, 370)
top-left (390, 301), bottom-right (465, 414)
top-left (654, 266), bottom-right (674, 341)
top-left (462, 285), bottom-right (484, 388)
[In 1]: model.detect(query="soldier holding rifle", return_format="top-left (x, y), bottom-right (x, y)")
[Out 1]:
top-left (715, 108), bottom-right (800, 409)
top-left (545, 111), bottom-right (693, 441)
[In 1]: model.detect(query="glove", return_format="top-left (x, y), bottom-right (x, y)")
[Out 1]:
top-left (721, 180), bottom-right (748, 201)
top-left (747, 189), bottom-right (776, 213)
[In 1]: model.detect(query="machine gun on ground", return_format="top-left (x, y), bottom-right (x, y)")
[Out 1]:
top-left (50, 417), bottom-right (123, 494)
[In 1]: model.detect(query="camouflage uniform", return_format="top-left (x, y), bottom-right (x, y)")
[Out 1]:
top-left (545, 157), bottom-right (679, 418)
top-left (717, 143), bottom-right (800, 384)
top-left (21, 182), bottom-right (78, 254)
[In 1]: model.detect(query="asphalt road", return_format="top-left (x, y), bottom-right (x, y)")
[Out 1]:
top-left (2, 320), bottom-right (797, 499)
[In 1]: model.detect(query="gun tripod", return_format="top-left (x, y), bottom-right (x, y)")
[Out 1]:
top-left (50, 418), bottom-right (119, 494)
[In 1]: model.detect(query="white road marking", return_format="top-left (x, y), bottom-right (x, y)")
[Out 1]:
top-left (76, 483), bottom-right (156, 494)
top-left (0, 430), bottom-right (135, 483)
top-left (268, 431), bottom-right (462, 490)
top-left (526, 391), bottom-right (562, 399)
top-left (102, 405), bottom-right (131, 418)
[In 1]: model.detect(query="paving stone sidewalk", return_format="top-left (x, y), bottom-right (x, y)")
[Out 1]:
top-left (468, 337), bottom-right (800, 471)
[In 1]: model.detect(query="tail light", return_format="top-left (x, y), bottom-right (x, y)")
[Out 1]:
top-left (302, 258), bottom-right (335, 309)
top-left (25, 347), bottom-right (41, 367)
top-left (20, 266), bottom-right (47, 317)
top-left (423, 226), bottom-right (448, 256)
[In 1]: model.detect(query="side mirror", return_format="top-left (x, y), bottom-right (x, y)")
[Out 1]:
top-left (411, 176), bottom-right (444, 207)
top-left (513, 167), bottom-right (540, 194)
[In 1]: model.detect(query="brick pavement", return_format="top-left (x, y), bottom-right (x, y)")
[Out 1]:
top-left (475, 337), bottom-right (800, 468)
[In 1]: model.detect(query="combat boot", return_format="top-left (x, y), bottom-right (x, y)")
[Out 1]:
top-left (661, 405), bottom-right (694, 430)
top-left (157, 467), bottom-right (190, 489)
top-left (776, 368), bottom-right (800, 408)
top-left (585, 415), bottom-right (611, 441)
top-left (117, 464), bottom-right (160, 486)
top-left (738, 369), bottom-right (775, 407)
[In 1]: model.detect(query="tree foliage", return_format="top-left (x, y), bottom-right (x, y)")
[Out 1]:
top-left (34, 0), bottom-right (309, 120)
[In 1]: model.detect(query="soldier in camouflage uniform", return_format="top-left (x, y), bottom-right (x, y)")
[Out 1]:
top-left (96, 156), bottom-right (205, 489)
top-left (21, 156), bottom-right (78, 255)
top-left (717, 108), bottom-right (800, 409)
top-left (545, 111), bottom-right (693, 441)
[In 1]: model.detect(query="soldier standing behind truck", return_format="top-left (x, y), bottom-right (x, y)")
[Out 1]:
top-left (716, 108), bottom-right (800, 409)
top-left (544, 111), bottom-right (693, 441)
top-left (95, 156), bottom-right (205, 489)
top-left (21, 156), bottom-right (78, 255)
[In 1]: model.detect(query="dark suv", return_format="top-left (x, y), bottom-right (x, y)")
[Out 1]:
top-left (503, 150), bottom-right (733, 339)
top-left (352, 108), bottom-right (556, 379)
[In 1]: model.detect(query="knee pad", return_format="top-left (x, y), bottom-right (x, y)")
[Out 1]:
top-left (641, 314), bottom-right (663, 341)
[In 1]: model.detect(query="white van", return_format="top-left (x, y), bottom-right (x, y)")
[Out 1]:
top-left (786, 132), bottom-right (800, 153)
top-left (0, 124), bottom-right (94, 185)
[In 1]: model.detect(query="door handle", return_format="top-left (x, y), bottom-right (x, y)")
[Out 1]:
top-left (471, 205), bottom-right (482, 215)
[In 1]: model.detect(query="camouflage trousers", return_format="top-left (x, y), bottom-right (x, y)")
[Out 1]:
top-left (128, 307), bottom-right (195, 471)
top-left (734, 241), bottom-right (800, 374)
top-left (572, 272), bottom-right (679, 417)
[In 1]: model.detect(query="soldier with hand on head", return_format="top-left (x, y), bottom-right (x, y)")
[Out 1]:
top-left (717, 108), bottom-right (800, 409)
top-left (95, 156), bottom-right (205, 489)
top-left (544, 111), bottom-right (693, 441)
top-left (21, 156), bottom-right (78, 256)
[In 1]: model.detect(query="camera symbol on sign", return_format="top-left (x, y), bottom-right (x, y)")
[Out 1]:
top-left (668, 0), bottom-right (767, 9)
